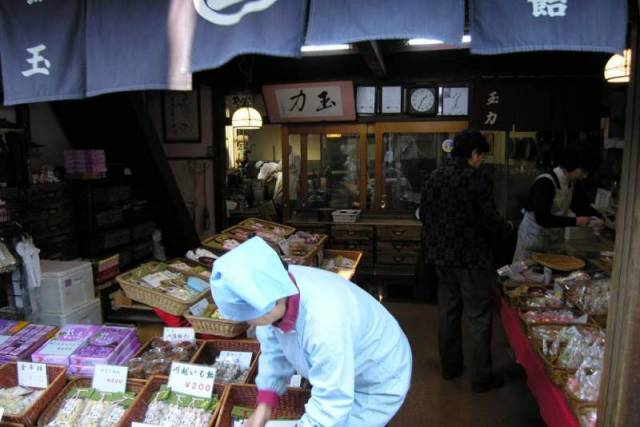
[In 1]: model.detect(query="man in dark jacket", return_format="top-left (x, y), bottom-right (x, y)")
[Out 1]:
top-left (419, 130), bottom-right (511, 392)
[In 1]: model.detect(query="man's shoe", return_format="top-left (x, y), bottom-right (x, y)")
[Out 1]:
top-left (472, 375), bottom-right (504, 393)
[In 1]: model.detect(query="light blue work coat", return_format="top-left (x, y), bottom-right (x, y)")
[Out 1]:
top-left (256, 265), bottom-right (412, 427)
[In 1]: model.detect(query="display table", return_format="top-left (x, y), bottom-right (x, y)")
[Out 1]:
top-left (500, 298), bottom-right (580, 427)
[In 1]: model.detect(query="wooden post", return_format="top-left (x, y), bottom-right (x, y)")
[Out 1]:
top-left (598, 23), bottom-right (640, 427)
top-left (359, 124), bottom-right (368, 209)
top-left (281, 126), bottom-right (290, 222)
top-left (211, 85), bottom-right (227, 233)
top-left (300, 134), bottom-right (308, 204)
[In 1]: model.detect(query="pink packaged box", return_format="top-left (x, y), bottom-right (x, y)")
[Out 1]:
top-left (0, 324), bottom-right (57, 364)
top-left (69, 325), bottom-right (137, 367)
top-left (67, 338), bottom-right (141, 377)
top-left (31, 324), bottom-right (101, 366)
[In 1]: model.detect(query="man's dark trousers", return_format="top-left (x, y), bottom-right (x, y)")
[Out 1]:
top-left (435, 267), bottom-right (495, 386)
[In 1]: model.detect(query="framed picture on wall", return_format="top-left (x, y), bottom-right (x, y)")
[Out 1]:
top-left (163, 89), bottom-right (201, 142)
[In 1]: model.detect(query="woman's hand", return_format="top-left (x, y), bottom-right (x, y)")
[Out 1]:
top-left (576, 216), bottom-right (590, 226)
top-left (242, 403), bottom-right (272, 427)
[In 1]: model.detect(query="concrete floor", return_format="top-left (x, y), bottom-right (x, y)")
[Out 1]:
top-left (386, 302), bottom-right (545, 427)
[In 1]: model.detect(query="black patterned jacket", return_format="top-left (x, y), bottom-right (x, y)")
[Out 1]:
top-left (419, 157), bottom-right (510, 271)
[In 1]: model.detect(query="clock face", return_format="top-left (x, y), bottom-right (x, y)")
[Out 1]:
top-left (409, 88), bottom-right (436, 114)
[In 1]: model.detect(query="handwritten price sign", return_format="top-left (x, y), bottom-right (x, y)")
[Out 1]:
top-left (168, 362), bottom-right (216, 399)
top-left (17, 362), bottom-right (48, 389)
top-left (92, 364), bottom-right (128, 393)
top-left (163, 327), bottom-right (195, 344)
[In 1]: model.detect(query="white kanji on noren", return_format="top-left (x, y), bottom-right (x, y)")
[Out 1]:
top-left (528, 0), bottom-right (568, 18)
top-left (484, 111), bottom-right (498, 126)
top-left (26, 0), bottom-right (43, 5)
top-left (486, 91), bottom-right (500, 106)
top-left (21, 44), bottom-right (51, 77)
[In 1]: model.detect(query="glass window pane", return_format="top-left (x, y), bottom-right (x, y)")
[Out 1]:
top-left (303, 133), bottom-right (360, 209)
top-left (381, 133), bottom-right (450, 210)
top-left (367, 134), bottom-right (376, 209)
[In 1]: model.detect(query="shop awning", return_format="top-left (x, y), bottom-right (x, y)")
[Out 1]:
top-left (0, 0), bottom-right (629, 106)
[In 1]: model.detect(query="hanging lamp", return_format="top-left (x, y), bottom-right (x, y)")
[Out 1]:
top-left (232, 106), bottom-right (262, 129)
top-left (604, 49), bottom-right (632, 83)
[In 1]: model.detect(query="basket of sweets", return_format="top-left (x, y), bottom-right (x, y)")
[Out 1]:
top-left (127, 337), bottom-right (205, 379)
top-left (37, 377), bottom-right (146, 426)
top-left (117, 262), bottom-right (210, 316)
top-left (563, 355), bottom-right (603, 414)
top-left (202, 234), bottom-right (240, 254)
top-left (280, 232), bottom-right (328, 267)
top-left (237, 218), bottom-right (295, 238)
top-left (191, 340), bottom-right (260, 385)
top-left (565, 279), bottom-right (609, 329)
top-left (576, 405), bottom-right (598, 427)
top-left (167, 258), bottom-right (213, 281)
top-left (0, 363), bottom-right (67, 426)
top-left (215, 384), bottom-right (309, 427)
top-left (321, 249), bottom-right (363, 281)
top-left (184, 299), bottom-right (249, 338)
top-left (530, 324), bottom-right (604, 386)
top-left (518, 308), bottom-right (588, 334)
top-left (120, 376), bottom-right (226, 427)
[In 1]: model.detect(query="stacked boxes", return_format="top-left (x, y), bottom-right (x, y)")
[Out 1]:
top-left (64, 150), bottom-right (107, 179)
top-left (0, 324), bottom-right (58, 363)
top-left (31, 324), bottom-right (101, 366)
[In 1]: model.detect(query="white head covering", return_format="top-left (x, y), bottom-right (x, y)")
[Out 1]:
top-left (209, 237), bottom-right (297, 321)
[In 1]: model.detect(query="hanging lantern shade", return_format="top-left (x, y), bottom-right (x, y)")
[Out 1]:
top-left (232, 107), bottom-right (263, 129)
top-left (604, 49), bottom-right (631, 83)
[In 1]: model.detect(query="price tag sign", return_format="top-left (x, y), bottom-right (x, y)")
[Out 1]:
top-left (39, 340), bottom-right (84, 357)
top-left (0, 335), bottom-right (12, 345)
top-left (168, 362), bottom-right (216, 399)
top-left (163, 327), bottom-right (196, 344)
top-left (190, 299), bottom-right (209, 317)
top-left (92, 364), bottom-right (128, 393)
top-left (289, 374), bottom-right (302, 388)
top-left (218, 351), bottom-right (252, 370)
top-left (17, 362), bottom-right (48, 389)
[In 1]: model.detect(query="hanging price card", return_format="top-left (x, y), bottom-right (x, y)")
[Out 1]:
top-left (17, 362), bottom-right (48, 389)
top-left (289, 374), bottom-right (302, 388)
top-left (163, 327), bottom-right (196, 344)
top-left (168, 362), bottom-right (216, 399)
top-left (92, 364), bottom-right (128, 393)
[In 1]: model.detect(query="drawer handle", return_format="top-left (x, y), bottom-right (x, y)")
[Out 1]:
top-left (392, 256), bottom-right (405, 263)
top-left (49, 209), bottom-right (58, 215)
top-left (347, 231), bottom-right (357, 236)
top-left (392, 243), bottom-right (405, 250)
top-left (392, 230), bottom-right (406, 236)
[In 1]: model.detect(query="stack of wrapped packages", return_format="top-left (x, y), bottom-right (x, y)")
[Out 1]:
top-left (0, 324), bottom-right (57, 364)
top-left (67, 325), bottom-right (140, 377)
top-left (31, 325), bottom-right (101, 366)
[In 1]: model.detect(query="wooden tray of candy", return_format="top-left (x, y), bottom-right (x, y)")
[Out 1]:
top-left (237, 218), bottom-right (295, 238)
top-left (503, 283), bottom-right (554, 308)
top-left (119, 376), bottom-right (226, 427)
top-left (0, 363), bottom-right (67, 426)
top-left (530, 324), bottom-right (602, 386)
top-left (166, 257), bottom-right (212, 281)
top-left (565, 290), bottom-right (608, 330)
top-left (284, 233), bottom-right (328, 267)
top-left (322, 249), bottom-right (363, 281)
top-left (201, 233), bottom-right (235, 255)
top-left (215, 384), bottom-right (310, 427)
top-left (563, 382), bottom-right (598, 415)
top-left (531, 253), bottom-right (586, 272)
top-left (117, 262), bottom-right (210, 316)
top-left (518, 307), bottom-right (588, 335)
top-left (191, 340), bottom-right (260, 385)
top-left (129, 337), bottom-right (206, 379)
top-left (37, 377), bottom-right (147, 427)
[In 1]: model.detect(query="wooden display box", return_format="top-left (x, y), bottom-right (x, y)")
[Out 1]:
top-left (191, 339), bottom-right (260, 385)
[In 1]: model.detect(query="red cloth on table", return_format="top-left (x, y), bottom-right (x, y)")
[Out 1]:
top-left (500, 298), bottom-right (580, 427)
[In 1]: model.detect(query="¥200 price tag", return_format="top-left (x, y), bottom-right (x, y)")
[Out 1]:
top-left (168, 362), bottom-right (216, 399)
top-left (17, 362), bottom-right (48, 389)
top-left (163, 327), bottom-right (195, 344)
top-left (92, 364), bottom-right (128, 393)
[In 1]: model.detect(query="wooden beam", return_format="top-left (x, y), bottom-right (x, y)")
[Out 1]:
top-left (356, 41), bottom-right (387, 78)
top-left (211, 85), bottom-right (228, 233)
top-left (599, 22), bottom-right (640, 427)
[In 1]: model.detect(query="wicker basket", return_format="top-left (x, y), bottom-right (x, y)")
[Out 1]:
top-left (117, 262), bottom-right (210, 316)
top-left (237, 218), bottom-right (295, 238)
top-left (530, 324), bottom-right (602, 386)
top-left (130, 338), bottom-right (206, 376)
top-left (321, 249), bottom-right (363, 281)
top-left (191, 340), bottom-right (260, 385)
top-left (565, 291), bottom-right (608, 330)
top-left (201, 233), bottom-right (235, 255)
top-left (215, 384), bottom-right (310, 427)
top-left (518, 308), bottom-right (588, 335)
top-left (501, 283), bottom-right (553, 308)
top-left (119, 376), bottom-right (226, 427)
top-left (285, 234), bottom-right (328, 267)
top-left (0, 363), bottom-right (67, 426)
top-left (37, 377), bottom-right (147, 427)
top-left (575, 405), bottom-right (598, 427)
top-left (563, 382), bottom-right (598, 416)
top-left (184, 297), bottom-right (249, 338)
top-left (0, 422), bottom-right (25, 427)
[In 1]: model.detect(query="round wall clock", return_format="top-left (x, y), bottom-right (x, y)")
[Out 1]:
top-left (407, 87), bottom-right (438, 115)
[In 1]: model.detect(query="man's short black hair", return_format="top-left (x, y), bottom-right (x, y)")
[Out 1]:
top-left (451, 129), bottom-right (491, 159)
top-left (559, 146), bottom-right (600, 173)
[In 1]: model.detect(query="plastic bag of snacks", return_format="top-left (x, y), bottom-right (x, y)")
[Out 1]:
top-left (567, 355), bottom-right (603, 402)
top-left (45, 387), bottom-right (136, 427)
top-left (141, 386), bottom-right (220, 427)
top-left (0, 386), bottom-right (44, 416)
top-left (127, 338), bottom-right (197, 379)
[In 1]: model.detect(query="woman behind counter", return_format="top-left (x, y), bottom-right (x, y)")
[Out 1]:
top-left (513, 147), bottom-right (602, 262)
